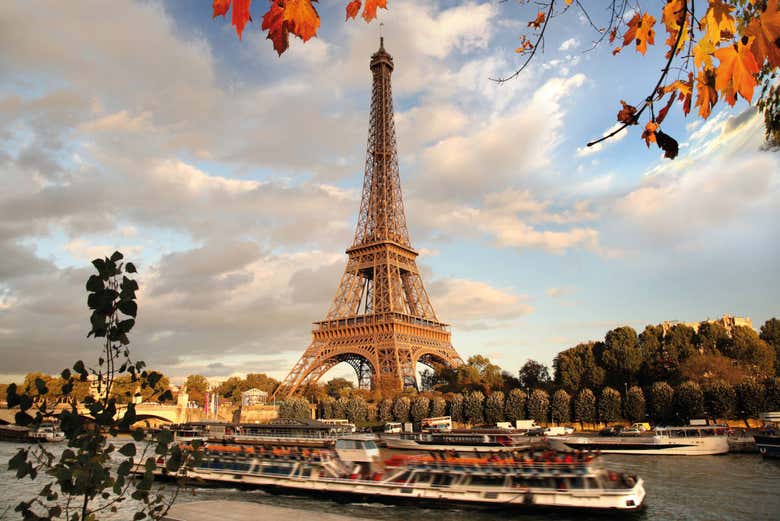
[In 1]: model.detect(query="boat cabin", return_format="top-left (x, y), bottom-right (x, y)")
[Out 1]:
top-left (654, 425), bottom-right (727, 438)
top-left (334, 436), bottom-right (380, 463)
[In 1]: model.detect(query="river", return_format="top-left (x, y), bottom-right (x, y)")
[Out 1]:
top-left (0, 442), bottom-right (778, 520)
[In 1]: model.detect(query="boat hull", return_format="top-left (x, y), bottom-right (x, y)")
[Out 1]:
top-left (165, 467), bottom-right (645, 513)
top-left (549, 435), bottom-right (729, 455)
top-left (754, 435), bottom-right (780, 458)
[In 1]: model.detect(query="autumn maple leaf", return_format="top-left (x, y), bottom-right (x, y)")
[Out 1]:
top-left (213, 0), bottom-right (253, 40)
top-left (262, 1), bottom-right (289, 55)
top-left (283, 0), bottom-right (320, 42)
top-left (362, 0), bottom-right (387, 23)
top-left (703, 0), bottom-right (736, 45)
top-left (641, 121), bottom-right (659, 147)
top-left (623, 12), bottom-right (656, 55)
top-left (713, 37), bottom-right (760, 105)
top-left (695, 68), bottom-right (719, 119)
top-left (746, 0), bottom-right (780, 68)
top-left (617, 100), bottom-right (638, 125)
top-left (528, 11), bottom-right (546, 29)
top-left (345, 0), bottom-right (361, 21)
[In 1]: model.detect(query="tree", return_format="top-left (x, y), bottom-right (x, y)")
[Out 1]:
top-left (598, 387), bottom-right (621, 424)
top-left (601, 326), bottom-right (642, 387)
top-left (518, 360), bottom-right (551, 392)
top-left (345, 396), bottom-right (368, 425)
top-left (527, 389), bottom-right (550, 424)
top-left (765, 377), bottom-right (780, 411)
top-left (184, 374), bottom-right (209, 406)
top-left (674, 381), bottom-right (704, 424)
top-left (678, 353), bottom-right (747, 386)
top-left (696, 322), bottom-right (732, 355)
top-left (378, 398), bottom-right (393, 422)
top-left (213, 1), bottom-right (780, 151)
top-left (574, 388), bottom-right (596, 426)
top-left (319, 396), bottom-right (335, 419)
top-left (727, 326), bottom-right (775, 377)
top-left (448, 394), bottom-right (464, 424)
top-left (550, 390), bottom-right (571, 424)
top-left (410, 395), bottom-right (431, 425)
top-left (436, 355), bottom-right (504, 393)
top-left (324, 377), bottom-right (354, 399)
top-left (216, 376), bottom-right (244, 404)
top-left (703, 379), bottom-right (736, 420)
top-left (736, 377), bottom-right (766, 422)
top-left (333, 396), bottom-right (347, 419)
top-left (759, 318), bottom-right (780, 375)
top-left (664, 324), bottom-right (698, 365)
top-left (243, 373), bottom-right (279, 395)
top-left (280, 397), bottom-right (311, 421)
top-left (430, 396), bottom-right (447, 418)
top-left (649, 381), bottom-right (675, 424)
top-left (463, 391), bottom-right (485, 425)
top-left (504, 389), bottom-right (527, 423)
top-left (553, 343), bottom-right (605, 393)
top-left (392, 396), bottom-right (411, 423)
top-left (7, 251), bottom-right (187, 520)
top-left (485, 391), bottom-right (505, 425)
top-left (624, 386), bottom-right (646, 423)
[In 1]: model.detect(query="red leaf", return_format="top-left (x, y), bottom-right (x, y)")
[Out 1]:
top-left (362, 0), bottom-right (387, 22)
top-left (262, 1), bottom-right (289, 55)
top-left (346, 0), bottom-right (361, 21)
top-left (231, 0), bottom-right (253, 40)
top-left (284, 0), bottom-right (320, 42)
top-left (213, 0), bottom-right (231, 18)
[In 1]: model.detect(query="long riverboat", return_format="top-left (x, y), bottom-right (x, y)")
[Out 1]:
top-left (385, 429), bottom-right (532, 453)
top-left (172, 418), bottom-right (355, 448)
top-left (144, 437), bottom-right (646, 512)
top-left (549, 425), bottom-right (729, 455)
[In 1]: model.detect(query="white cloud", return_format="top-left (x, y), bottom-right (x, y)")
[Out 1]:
top-left (428, 278), bottom-right (533, 329)
top-left (559, 38), bottom-right (579, 51)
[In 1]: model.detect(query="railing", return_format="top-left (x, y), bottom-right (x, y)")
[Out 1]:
top-left (314, 312), bottom-right (449, 332)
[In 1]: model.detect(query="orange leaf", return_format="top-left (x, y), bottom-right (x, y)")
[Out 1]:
top-left (617, 100), bottom-right (638, 125)
top-left (528, 11), bottom-right (546, 29)
top-left (746, 0), bottom-right (780, 68)
top-left (695, 68), bottom-right (718, 119)
top-left (213, 0), bottom-right (231, 18)
top-left (612, 46), bottom-right (622, 56)
top-left (693, 38), bottom-right (716, 70)
top-left (642, 121), bottom-right (658, 147)
top-left (623, 12), bottom-right (655, 55)
top-left (345, 0), bottom-right (361, 21)
top-left (713, 37), bottom-right (760, 105)
top-left (656, 94), bottom-right (676, 124)
top-left (232, 0), bottom-right (253, 40)
top-left (703, 0), bottom-right (736, 44)
top-left (283, 0), bottom-right (320, 42)
top-left (362, 0), bottom-right (387, 22)
top-left (262, 1), bottom-right (289, 55)
top-left (661, 0), bottom-right (685, 35)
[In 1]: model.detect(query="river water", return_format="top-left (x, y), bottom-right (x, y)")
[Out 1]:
top-left (0, 441), bottom-right (778, 520)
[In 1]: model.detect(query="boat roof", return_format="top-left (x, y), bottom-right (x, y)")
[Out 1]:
top-left (239, 418), bottom-right (346, 430)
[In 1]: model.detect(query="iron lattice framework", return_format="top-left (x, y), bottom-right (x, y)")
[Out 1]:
top-left (274, 39), bottom-right (463, 398)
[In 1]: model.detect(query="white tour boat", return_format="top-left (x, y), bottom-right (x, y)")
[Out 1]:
top-left (28, 422), bottom-right (65, 442)
top-left (548, 425), bottom-right (729, 455)
top-left (385, 429), bottom-right (532, 453)
top-left (145, 437), bottom-right (646, 512)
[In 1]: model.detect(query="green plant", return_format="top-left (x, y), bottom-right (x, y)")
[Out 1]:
top-left (6, 252), bottom-right (196, 520)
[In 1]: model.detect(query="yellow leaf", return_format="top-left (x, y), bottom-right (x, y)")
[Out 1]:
top-left (713, 38), bottom-right (760, 105)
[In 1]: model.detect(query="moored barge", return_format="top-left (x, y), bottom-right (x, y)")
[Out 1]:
top-left (549, 425), bottom-right (729, 455)
top-left (145, 436), bottom-right (646, 512)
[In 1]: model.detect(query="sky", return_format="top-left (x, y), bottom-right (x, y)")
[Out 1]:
top-left (0, 0), bottom-right (778, 386)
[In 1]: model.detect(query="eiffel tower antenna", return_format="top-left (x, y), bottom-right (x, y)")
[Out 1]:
top-left (273, 38), bottom-right (463, 399)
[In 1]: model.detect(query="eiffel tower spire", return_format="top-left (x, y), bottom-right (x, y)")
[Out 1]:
top-left (273, 39), bottom-right (463, 398)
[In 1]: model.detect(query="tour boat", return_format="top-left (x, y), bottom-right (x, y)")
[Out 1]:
top-left (172, 419), bottom-right (355, 448)
top-left (384, 429), bottom-right (532, 453)
top-left (549, 425), bottom-right (729, 455)
top-left (27, 422), bottom-right (65, 442)
top-left (145, 436), bottom-right (646, 512)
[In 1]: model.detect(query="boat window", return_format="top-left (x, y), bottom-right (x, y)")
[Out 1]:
top-left (569, 477), bottom-right (585, 489)
top-left (362, 440), bottom-right (377, 450)
top-left (431, 473), bottom-right (454, 487)
top-left (411, 472), bottom-right (431, 484)
top-left (585, 477), bottom-right (600, 490)
top-left (469, 475), bottom-right (505, 487)
top-left (336, 440), bottom-right (356, 449)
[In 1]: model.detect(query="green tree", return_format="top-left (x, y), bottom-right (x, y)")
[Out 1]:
top-left (735, 377), bottom-right (766, 422)
top-left (333, 396), bottom-right (347, 419)
top-left (437, 355), bottom-right (504, 393)
top-left (639, 324), bottom-right (674, 384)
top-left (550, 389), bottom-right (571, 424)
top-left (448, 394), bottom-right (464, 423)
top-left (378, 398), bottom-right (393, 422)
top-left (624, 386), bottom-right (646, 423)
top-left (319, 396), bottom-right (335, 419)
top-left (727, 326), bottom-right (775, 378)
top-left (325, 377), bottom-right (354, 398)
top-left (430, 396), bottom-right (447, 418)
top-left (463, 391), bottom-right (485, 425)
top-left (7, 251), bottom-right (186, 520)
top-left (518, 360), bottom-right (551, 391)
top-left (601, 326), bottom-right (642, 387)
top-left (243, 373), bottom-right (279, 395)
top-left (696, 322), bottom-right (732, 355)
top-left (504, 389), bottom-right (527, 423)
top-left (280, 397), bottom-right (311, 421)
top-left (664, 323), bottom-right (698, 367)
top-left (674, 381), bottom-right (704, 424)
top-left (527, 389), bottom-right (550, 424)
top-left (759, 318), bottom-right (780, 375)
top-left (598, 387), bottom-right (622, 423)
top-left (410, 395), bottom-right (431, 425)
top-left (392, 396), bottom-right (411, 423)
top-left (553, 343), bottom-right (605, 393)
top-left (649, 381), bottom-right (675, 424)
top-left (345, 396), bottom-right (368, 425)
top-left (764, 377), bottom-right (780, 411)
top-left (574, 388), bottom-right (596, 425)
top-left (216, 376), bottom-right (244, 404)
top-left (484, 391), bottom-right (505, 425)
top-left (678, 353), bottom-right (747, 386)
top-left (703, 379), bottom-right (736, 420)
top-left (184, 374), bottom-right (209, 407)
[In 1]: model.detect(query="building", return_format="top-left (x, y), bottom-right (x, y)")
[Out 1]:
top-left (661, 314), bottom-right (753, 335)
top-left (241, 388), bottom-right (268, 407)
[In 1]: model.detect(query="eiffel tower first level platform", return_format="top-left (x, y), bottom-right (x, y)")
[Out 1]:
top-left (273, 39), bottom-right (463, 399)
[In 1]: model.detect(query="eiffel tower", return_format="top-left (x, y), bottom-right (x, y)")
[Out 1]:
top-left (274, 38), bottom-right (463, 398)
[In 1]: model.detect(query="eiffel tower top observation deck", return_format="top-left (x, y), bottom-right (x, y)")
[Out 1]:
top-left (273, 39), bottom-right (463, 398)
